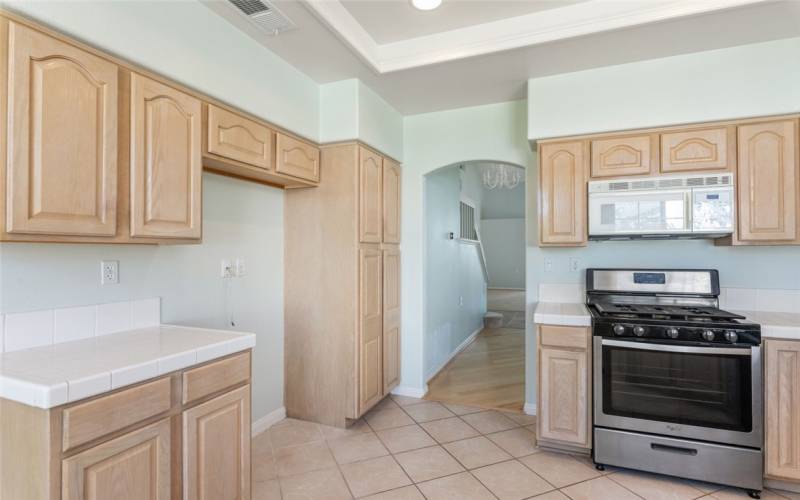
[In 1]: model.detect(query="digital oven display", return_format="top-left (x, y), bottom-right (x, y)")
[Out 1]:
top-left (633, 272), bottom-right (666, 285)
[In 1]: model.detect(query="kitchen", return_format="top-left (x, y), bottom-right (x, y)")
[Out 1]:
top-left (1, 1), bottom-right (799, 499)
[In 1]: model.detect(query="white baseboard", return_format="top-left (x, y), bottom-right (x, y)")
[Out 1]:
top-left (391, 385), bottom-right (428, 399)
top-left (425, 326), bottom-right (483, 383)
top-left (251, 406), bottom-right (286, 437)
top-left (523, 402), bottom-right (537, 416)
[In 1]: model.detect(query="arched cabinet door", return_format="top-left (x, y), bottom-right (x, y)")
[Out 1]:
top-left (130, 73), bottom-right (202, 239)
top-left (6, 22), bottom-right (118, 236)
top-left (539, 141), bottom-right (588, 246)
top-left (359, 147), bottom-right (383, 244)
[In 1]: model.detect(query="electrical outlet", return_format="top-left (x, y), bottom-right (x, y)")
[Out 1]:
top-left (569, 258), bottom-right (581, 272)
top-left (234, 258), bottom-right (246, 277)
top-left (459, 296), bottom-right (464, 307)
top-left (221, 259), bottom-right (234, 278)
top-left (101, 260), bottom-right (119, 285)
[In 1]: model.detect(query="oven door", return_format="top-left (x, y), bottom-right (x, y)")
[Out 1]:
top-left (593, 338), bottom-right (762, 448)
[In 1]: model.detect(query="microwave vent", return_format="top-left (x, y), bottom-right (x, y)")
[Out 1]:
top-left (608, 182), bottom-right (629, 191)
top-left (590, 173), bottom-right (734, 193)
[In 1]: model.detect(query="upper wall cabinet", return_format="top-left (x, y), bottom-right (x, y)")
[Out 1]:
top-left (205, 104), bottom-right (273, 170)
top-left (736, 119), bottom-right (798, 243)
top-left (590, 134), bottom-right (655, 178)
top-left (130, 73), bottom-right (202, 240)
top-left (382, 158), bottom-right (401, 244)
top-left (5, 22), bottom-right (118, 237)
top-left (275, 133), bottom-right (320, 183)
top-left (660, 126), bottom-right (733, 173)
top-left (539, 141), bottom-right (588, 246)
top-left (359, 147), bottom-right (384, 244)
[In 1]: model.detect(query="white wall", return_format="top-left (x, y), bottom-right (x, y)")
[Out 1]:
top-left (482, 182), bottom-right (525, 220)
top-left (481, 219), bottom-right (525, 290)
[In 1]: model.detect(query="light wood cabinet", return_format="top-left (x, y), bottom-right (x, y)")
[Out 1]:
top-left (383, 158), bottom-right (402, 244)
top-left (537, 325), bottom-right (591, 450)
top-left (5, 21), bottom-right (118, 237)
top-left (539, 141), bottom-right (588, 246)
top-left (383, 246), bottom-right (401, 393)
top-left (660, 126), bottom-right (733, 173)
top-left (130, 73), bottom-right (202, 239)
top-left (62, 419), bottom-right (171, 500)
top-left (765, 339), bottom-right (800, 482)
top-left (205, 103), bottom-right (273, 170)
top-left (359, 246), bottom-right (384, 414)
top-left (275, 133), bottom-right (320, 183)
top-left (590, 134), bottom-right (655, 178)
top-left (736, 119), bottom-right (799, 243)
top-left (360, 147), bottom-right (384, 243)
top-left (183, 385), bottom-right (251, 500)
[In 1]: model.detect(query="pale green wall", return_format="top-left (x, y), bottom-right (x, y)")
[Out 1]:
top-left (319, 80), bottom-right (359, 143)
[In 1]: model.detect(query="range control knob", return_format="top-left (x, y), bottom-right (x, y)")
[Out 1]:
top-left (666, 327), bottom-right (679, 339)
top-left (724, 331), bottom-right (739, 344)
top-left (612, 324), bottom-right (626, 336)
top-left (702, 330), bottom-right (716, 342)
top-left (633, 326), bottom-right (646, 337)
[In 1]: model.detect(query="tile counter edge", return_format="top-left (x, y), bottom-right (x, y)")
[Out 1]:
top-left (533, 302), bottom-right (592, 327)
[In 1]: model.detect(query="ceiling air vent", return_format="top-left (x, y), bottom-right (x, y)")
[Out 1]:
top-left (228, 0), bottom-right (296, 35)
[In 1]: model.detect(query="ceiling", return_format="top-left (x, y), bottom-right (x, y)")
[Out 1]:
top-left (204, 0), bottom-right (800, 115)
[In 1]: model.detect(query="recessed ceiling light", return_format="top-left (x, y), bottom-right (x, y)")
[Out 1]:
top-left (411, 0), bottom-right (442, 11)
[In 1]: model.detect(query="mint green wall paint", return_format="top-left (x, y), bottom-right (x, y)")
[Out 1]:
top-left (528, 37), bottom-right (800, 140)
top-left (481, 219), bottom-right (525, 290)
top-left (482, 183), bottom-right (525, 219)
top-left (319, 80), bottom-right (359, 142)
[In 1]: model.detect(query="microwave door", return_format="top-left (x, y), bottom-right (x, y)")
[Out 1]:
top-left (693, 186), bottom-right (734, 233)
top-left (590, 189), bottom-right (692, 236)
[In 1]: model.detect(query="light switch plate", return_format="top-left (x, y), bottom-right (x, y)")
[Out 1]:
top-left (221, 259), bottom-right (234, 279)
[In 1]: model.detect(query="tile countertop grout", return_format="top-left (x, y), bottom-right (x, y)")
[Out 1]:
top-left (532, 302), bottom-right (800, 340)
top-left (0, 324), bottom-right (256, 409)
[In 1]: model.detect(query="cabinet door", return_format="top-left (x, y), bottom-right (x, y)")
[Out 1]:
top-left (359, 147), bottom-right (383, 244)
top-left (383, 158), bottom-right (401, 244)
top-left (275, 133), bottom-right (320, 182)
top-left (62, 419), bottom-right (170, 500)
top-left (765, 339), bottom-right (800, 481)
top-left (183, 385), bottom-right (251, 500)
top-left (538, 347), bottom-right (589, 447)
top-left (6, 22), bottom-right (118, 236)
top-left (206, 104), bottom-right (273, 170)
top-left (590, 134), bottom-right (655, 178)
top-left (737, 120), bottom-right (798, 242)
top-left (383, 246), bottom-right (401, 393)
top-left (359, 246), bottom-right (383, 414)
top-left (661, 126), bottom-right (732, 173)
top-left (130, 73), bottom-right (202, 239)
top-left (539, 141), bottom-right (588, 246)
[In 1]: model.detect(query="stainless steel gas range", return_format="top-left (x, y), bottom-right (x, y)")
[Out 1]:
top-left (586, 269), bottom-right (763, 499)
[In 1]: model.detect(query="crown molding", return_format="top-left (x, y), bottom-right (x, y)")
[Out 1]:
top-left (304, 0), bottom-right (769, 74)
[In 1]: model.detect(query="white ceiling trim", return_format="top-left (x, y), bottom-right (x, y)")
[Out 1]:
top-left (304, 0), bottom-right (769, 74)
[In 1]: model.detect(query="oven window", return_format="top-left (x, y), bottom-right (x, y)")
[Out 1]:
top-left (603, 346), bottom-right (752, 432)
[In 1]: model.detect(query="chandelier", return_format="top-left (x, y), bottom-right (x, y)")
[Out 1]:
top-left (482, 164), bottom-right (523, 190)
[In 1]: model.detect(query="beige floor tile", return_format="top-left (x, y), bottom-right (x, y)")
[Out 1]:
top-left (531, 491), bottom-right (571, 500)
top-left (769, 488), bottom-right (800, 500)
top-left (270, 418), bottom-right (323, 449)
top-left (485, 427), bottom-right (538, 458)
top-left (420, 417), bottom-right (480, 443)
top-left (252, 479), bottom-right (282, 500)
top-left (402, 401), bottom-right (455, 423)
top-left (709, 488), bottom-right (791, 499)
top-left (608, 469), bottom-right (706, 500)
top-left (417, 472), bottom-right (496, 500)
top-left (391, 394), bottom-right (425, 407)
top-left (560, 476), bottom-right (641, 500)
top-left (571, 453), bottom-right (618, 475)
top-left (443, 436), bottom-right (512, 469)
top-left (252, 446), bottom-right (277, 482)
top-left (320, 419), bottom-right (373, 440)
top-left (394, 445), bottom-right (465, 482)
top-left (519, 451), bottom-right (601, 488)
top-left (373, 396), bottom-right (401, 411)
top-left (503, 412), bottom-right (537, 426)
top-left (328, 432), bottom-right (389, 464)
top-left (275, 441), bottom-right (337, 477)
top-left (472, 459), bottom-right (554, 500)
top-left (365, 408), bottom-right (415, 431)
top-left (361, 485), bottom-right (426, 500)
top-left (279, 467), bottom-right (353, 500)
top-left (461, 410), bottom-right (519, 434)
top-left (443, 403), bottom-right (485, 416)
top-left (377, 424), bottom-right (437, 453)
top-left (339, 456), bottom-right (412, 498)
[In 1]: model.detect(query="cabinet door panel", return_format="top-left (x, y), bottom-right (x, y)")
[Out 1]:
top-left (359, 247), bottom-right (383, 414)
top-left (538, 346), bottom-right (589, 447)
top-left (62, 419), bottom-right (170, 500)
top-left (383, 247), bottom-right (401, 393)
top-left (183, 385), bottom-right (251, 500)
top-left (359, 148), bottom-right (383, 243)
top-left (661, 126), bottom-right (732, 172)
top-left (206, 104), bottom-right (273, 170)
top-left (275, 133), bottom-right (320, 182)
top-left (765, 340), bottom-right (800, 481)
top-left (590, 135), bottom-right (654, 178)
top-left (7, 22), bottom-right (118, 236)
top-left (383, 159), bottom-right (401, 244)
top-left (539, 141), bottom-right (588, 246)
top-left (130, 73), bottom-right (202, 239)
top-left (737, 120), bottom-right (798, 242)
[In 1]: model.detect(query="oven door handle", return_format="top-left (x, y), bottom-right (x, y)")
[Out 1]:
top-left (601, 339), bottom-right (752, 356)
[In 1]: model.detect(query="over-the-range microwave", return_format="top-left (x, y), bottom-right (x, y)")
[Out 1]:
top-left (588, 173), bottom-right (734, 240)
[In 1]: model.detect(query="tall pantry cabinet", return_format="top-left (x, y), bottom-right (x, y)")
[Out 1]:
top-left (285, 143), bottom-right (401, 427)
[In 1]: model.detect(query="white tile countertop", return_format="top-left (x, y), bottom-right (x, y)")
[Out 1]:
top-left (734, 310), bottom-right (800, 341)
top-left (0, 325), bottom-right (255, 409)
top-left (533, 302), bottom-right (592, 327)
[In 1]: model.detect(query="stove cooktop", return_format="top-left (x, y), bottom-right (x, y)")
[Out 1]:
top-left (591, 301), bottom-right (746, 322)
